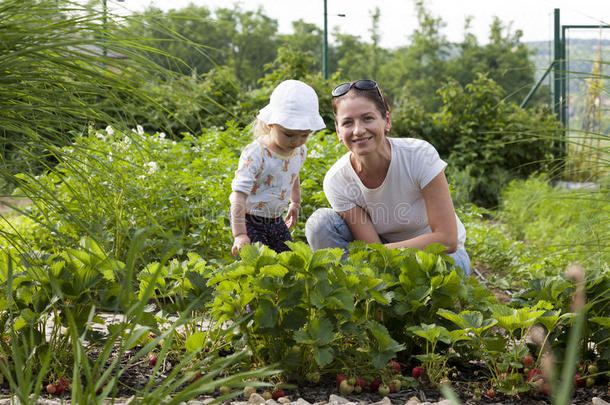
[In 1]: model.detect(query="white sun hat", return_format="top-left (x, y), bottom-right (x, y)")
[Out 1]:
top-left (257, 80), bottom-right (326, 131)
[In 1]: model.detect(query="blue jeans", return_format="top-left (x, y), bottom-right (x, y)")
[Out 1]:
top-left (305, 208), bottom-right (471, 276)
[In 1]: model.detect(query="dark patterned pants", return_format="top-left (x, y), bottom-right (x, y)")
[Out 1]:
top-left (245, 213), bottom-right (292, 253)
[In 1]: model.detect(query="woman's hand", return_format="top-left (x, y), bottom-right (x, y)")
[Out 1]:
top-left (232, 234), bottom-right (251, 256)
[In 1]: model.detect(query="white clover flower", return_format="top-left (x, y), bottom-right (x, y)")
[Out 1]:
top-left (145, 161), bottom-right (158, 174)
top-left (124, 136), bottom-right (131, 145)
top-left (158, 132), bottom-right (166, 139)
top-left (105, 126), bottom-right (114, 136)
top-left (172, 141), bottom-right (176, 145)
top-left (108, 152), bottom-right (113, 161)
top-left (96, 132), bottom-right (106, 140)
top-left (136, 125), bottom-right (144, 135)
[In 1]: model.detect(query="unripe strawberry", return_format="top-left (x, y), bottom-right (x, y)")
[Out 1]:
top-left (46, 383), bottom-right (56, 394)
top-left (262, 391), bottom-right (273, 400)
top-left (243, 386), bottom-right (256, 399)
top-left (339, 379), bottom-right (354, 395)
top-left (378, 384), bottom-right (390, 395)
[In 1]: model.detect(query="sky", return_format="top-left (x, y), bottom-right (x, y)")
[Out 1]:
top-left (107, 0), bottom-right (610, 49)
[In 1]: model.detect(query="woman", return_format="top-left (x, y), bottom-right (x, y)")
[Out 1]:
top-left (305, 80), bottom-right (471, 275)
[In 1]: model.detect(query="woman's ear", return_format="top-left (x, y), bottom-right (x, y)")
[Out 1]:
top-left (384, 111), bottom-right (391, 134)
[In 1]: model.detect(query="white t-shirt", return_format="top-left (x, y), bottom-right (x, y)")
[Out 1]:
top-left (232, 139), bottom-right (306, 218)
top-left (323, 137), bottom-right (466, 249)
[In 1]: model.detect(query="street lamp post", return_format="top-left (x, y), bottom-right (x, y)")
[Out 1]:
top-left (322, 1), bottom-right (345, 79)
top-left (323, 0), bottom-right (328, 79)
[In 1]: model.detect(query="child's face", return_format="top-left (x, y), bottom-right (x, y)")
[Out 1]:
top-left (268, 124), bottom-right (311, 155)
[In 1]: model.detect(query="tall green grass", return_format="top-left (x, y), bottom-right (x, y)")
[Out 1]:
top-left (0, 1), bottom-right (275, 400)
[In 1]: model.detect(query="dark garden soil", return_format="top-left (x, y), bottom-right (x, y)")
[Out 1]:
top-left (107, 357), bottom-right (608, 405)
top-left (7, 351), bottom-right (603, 405)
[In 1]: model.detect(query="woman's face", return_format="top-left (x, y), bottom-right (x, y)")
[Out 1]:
top-left (334, 94), bottom-right (391, 156)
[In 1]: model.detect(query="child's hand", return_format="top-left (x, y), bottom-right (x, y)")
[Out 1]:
top-left (232, 234), bottom-right (251, 256)
top-left (285, 202), bottom-right (300, 229)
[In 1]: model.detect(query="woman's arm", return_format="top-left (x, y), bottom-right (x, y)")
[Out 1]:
top-left (385, 171), bottom-right (458, 252)
top-left (337, 205), bottom-right (382, 244)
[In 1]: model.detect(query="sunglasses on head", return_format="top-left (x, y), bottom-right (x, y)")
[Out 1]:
top-left (332, 79), bottom-right (386, 109)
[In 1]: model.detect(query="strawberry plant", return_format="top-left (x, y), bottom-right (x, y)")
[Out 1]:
top-left (407, 323), bottom-right (470, 386)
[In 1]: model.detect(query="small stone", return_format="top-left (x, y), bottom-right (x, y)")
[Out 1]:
top-left (265, 399), bottom-right (279, 405)
top-left (405, 398), bottom-right (421, 405)
top-left (277, 398), bottom-right (291, 404)
top-left (593, 398), bottom-right (610, 405)
top-left (328, 395), bottom-right (350, 405)
top-left (294, 399), bottom-right (313, 405)
top-left (369, 397), bottom-right (391, 405)
top-left (434, 401), bottom-right (452, 405)
top-left (248, 394), bottom-right (266, 404)
top-left (188, 401), bottom-right (204, 405)
top-left (313, 402), bottom-right (327, 405)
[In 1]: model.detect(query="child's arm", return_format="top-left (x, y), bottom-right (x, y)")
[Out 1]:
top-left (285, 175), bottom-right (301, 229)
top-left (230, 191), bottom-right (250, 256)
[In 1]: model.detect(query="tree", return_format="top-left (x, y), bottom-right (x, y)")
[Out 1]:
top-left (278, 20), bottom-right (323, 75)
top-left (383, 0), bottom-right (450, 112)
top-left (447, 17), bottom-right (539, 105)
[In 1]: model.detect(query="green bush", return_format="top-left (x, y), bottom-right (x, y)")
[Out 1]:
top-left (393, 74), bottom-right (563, 207)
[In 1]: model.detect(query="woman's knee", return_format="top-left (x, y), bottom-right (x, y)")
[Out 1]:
top-left (305, 208), bottom-right (352, 251)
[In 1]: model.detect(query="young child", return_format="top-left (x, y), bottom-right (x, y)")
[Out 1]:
top-left (230, 80), bottom-right (325, 255)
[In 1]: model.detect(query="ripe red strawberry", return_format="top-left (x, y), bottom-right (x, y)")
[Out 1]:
top-left (369, 377), bottom-right (381, 392)
top-left (57, 378), bottom-right (69, 389)
top-left (54, 383), bottom-right (64, 395)
top-left (272, 389), bottom-right (285, 400)
top-left (522, 354), bottom-right (534, 368)
top-left (355, 377), bottom-right (368, 388)
top-left (486, 388), bottom-right (496, 398)
top-left (149, 355), bottom-right (157, 367)
top-left (411, 366), bottom-right (425, 378)
top-left (574, 374), bottom-right (586, 388)
top-left (527, 368), bottom-right (543, 382)
top-left (388, 360), bottom-right (401, 373)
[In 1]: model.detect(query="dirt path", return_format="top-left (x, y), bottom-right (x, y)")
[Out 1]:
top-left (0, 197), bottom-right (32, 215)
